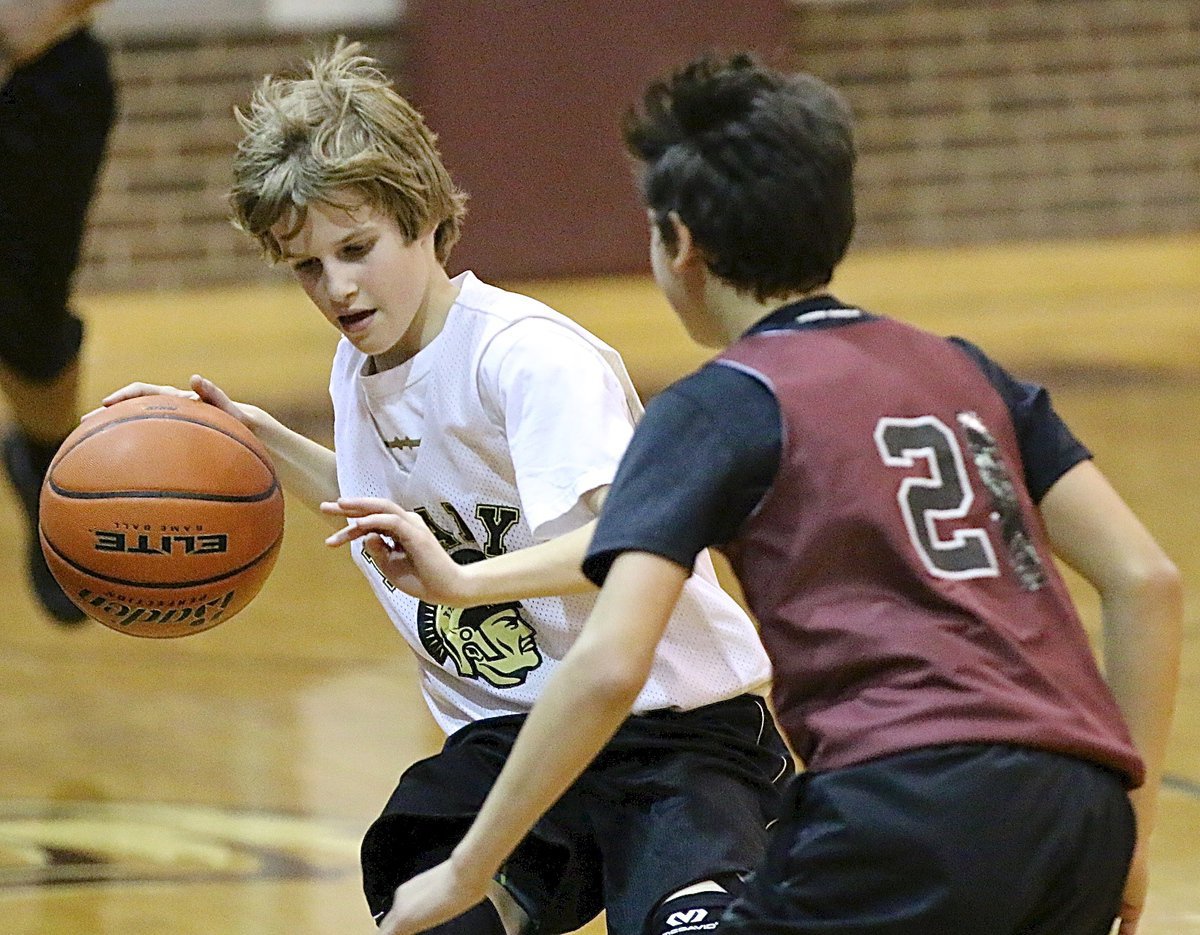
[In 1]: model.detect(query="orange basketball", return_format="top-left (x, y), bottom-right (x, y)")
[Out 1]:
top-left (38, 394), bottom-right (285, 638)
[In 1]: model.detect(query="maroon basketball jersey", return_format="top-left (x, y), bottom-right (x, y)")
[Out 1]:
top-left (719, 314), bottom-right (1143, 785)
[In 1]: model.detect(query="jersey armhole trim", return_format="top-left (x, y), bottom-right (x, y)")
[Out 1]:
top-left (712, 359), bottom-right (786, 525)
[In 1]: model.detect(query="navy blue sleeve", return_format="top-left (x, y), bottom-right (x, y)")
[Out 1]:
top-left (582, 362), bottom-right (782, 586)
top-left (949, 337), bottom-right (1091, 502)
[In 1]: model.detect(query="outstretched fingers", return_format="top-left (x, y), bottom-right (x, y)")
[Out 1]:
top-left (322, 500), bottom-right (429, 544)
top-left (323, 513), bottom-right (408, 549)
top-left (321, 496), bottom-right (408, 520)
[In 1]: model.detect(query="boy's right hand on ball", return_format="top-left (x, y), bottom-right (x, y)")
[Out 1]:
top-left (88, 374), bottom-right (255, 430)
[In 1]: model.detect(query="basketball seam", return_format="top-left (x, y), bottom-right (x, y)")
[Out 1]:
top-left (45, 480), bottom-right (281, 503)
top-left (55, 413), bottom-right (276, 475)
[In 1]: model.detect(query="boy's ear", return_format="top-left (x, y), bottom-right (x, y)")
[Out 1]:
top-left (417, 223), bottom-right (439, 246)
top-left (666, 212), bottom-right (701, 274)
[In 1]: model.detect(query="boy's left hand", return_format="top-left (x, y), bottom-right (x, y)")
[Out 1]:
top-left (377, 858), bottom-right (489, 935)
top-left (321, 497), bottom-right (470, 605)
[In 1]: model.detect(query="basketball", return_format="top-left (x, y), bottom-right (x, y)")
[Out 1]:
top-left (37, 394), bottom-right (285, 638)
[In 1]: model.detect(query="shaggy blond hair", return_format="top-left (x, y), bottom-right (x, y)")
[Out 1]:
top-left (230, 38), bottom-right (468, 263)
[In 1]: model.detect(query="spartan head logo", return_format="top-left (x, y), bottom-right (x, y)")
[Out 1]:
top-left (416, 547), bottom-right (542, 687)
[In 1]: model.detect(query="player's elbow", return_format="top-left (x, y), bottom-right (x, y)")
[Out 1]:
top-left (1146, 554), bottom-right (1183, 602)
top-left (592, 662), bottom-right (649, 712)
top-left (1112, 551), bottom-right (1182, 608)
top-left (1101, 549), bottom-right (1184, 641)
top-left (569, 644), bottom-right (649, 713)
top-left (1141, 556), bottom-right (1184, 625)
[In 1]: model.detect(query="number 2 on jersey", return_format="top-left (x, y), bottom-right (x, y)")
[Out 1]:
top-left (874, 416), bottom-right (1000, 580)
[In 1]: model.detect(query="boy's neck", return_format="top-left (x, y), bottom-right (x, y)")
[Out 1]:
top-left (712, 283), bottom-right (830, 344)
top-left (371, 270), bottom-right (462, 372)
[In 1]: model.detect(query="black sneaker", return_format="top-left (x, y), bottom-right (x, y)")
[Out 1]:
top-left (2, 429), bottom-right (88, 625)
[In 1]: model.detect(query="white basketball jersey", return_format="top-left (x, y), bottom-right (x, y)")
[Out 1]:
top-left (330, 271), bottom-right (771, 734)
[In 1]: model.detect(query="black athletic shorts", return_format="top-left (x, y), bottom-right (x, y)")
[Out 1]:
top-left (723, 743), bottom-right (1136, 935)
top-left (361, 693), bottom-right (794, 935)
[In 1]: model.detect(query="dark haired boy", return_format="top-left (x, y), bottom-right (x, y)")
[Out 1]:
top-left (365, 53), bottom-right (1182, 935)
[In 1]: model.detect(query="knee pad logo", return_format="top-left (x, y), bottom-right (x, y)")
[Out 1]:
top-left (653, 892), bottom-right (733, 935)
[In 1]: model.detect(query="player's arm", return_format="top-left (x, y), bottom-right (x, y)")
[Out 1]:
top-left (239, 404), bottom-right (340, 521)
top-left (445, 494), bottom-right (604, 599)
top-left (375, 549), bottom-right (688, 935)
top-left (0, 0), bottom-right (108, 73)
top-left (97, 375), bottom-right (341, 519)
top-left (321, 487), bottom-right (606, 605)
top-left (1039, 459), bottom-right (1183, 935)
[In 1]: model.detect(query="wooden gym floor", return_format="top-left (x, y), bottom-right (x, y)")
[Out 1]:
top-left (1, 234), bottom-right (1197, 934)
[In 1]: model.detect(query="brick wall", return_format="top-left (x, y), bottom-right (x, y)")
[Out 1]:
top-left (75, 2), bottom-right (1198, 291)
top-left (790, 0), bottom-right (1200, 248)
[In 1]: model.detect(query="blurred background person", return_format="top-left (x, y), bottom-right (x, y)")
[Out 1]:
top-left (0, 0), bottom-right (116, 624)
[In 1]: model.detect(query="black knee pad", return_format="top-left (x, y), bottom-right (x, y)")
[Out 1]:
top-left (645, 888), bottom-right (738, 935)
